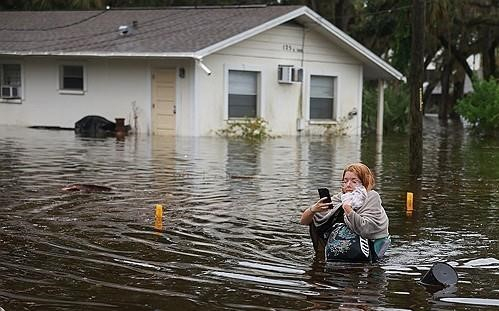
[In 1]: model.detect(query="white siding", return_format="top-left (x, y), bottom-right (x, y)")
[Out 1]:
top-left (0, 57), bottom-right (194, 135)
top-left (1, 58), bottom-right (148, 131)
top-left (194, 23), bottom-right (363, 136)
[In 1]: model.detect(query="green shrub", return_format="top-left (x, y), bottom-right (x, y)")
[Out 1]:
top-left (456, 78), bottom-right (499, 134)
top-left (362, 85), bottom-right (377, 133)
top-left (216, 117), bottom-right (274, 141)
top-left (362, 82), bottom-right (409, 134)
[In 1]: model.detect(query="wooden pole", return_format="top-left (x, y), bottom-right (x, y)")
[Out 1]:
top-left (409, 0), bottom-right (425, 176)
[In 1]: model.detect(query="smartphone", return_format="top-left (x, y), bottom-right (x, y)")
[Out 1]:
top-left (318, 188), bottom-right (332, 203)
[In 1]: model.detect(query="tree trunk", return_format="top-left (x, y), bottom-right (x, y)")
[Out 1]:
top-left (335, 0), bottom-right (346, 31)
top-left (439, 57), bottom-right (453, 121)
top-left (480, 25), bottom-right (498, 80)
top-left (450, 79), bottom-right (464, 120)
top-left (488, 40), bottom-right (498, 80)
top-left (409, 0), bottom-right (425, 177)
top-left (309, 0), bottom-right (318, 13)
top-left (480, 26), bottom-right (493, 79)
top-left (438, 35), bottom-right (474, 81)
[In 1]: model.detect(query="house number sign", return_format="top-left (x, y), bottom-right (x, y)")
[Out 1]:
top-left (282, 44), bottom-right (303, 53)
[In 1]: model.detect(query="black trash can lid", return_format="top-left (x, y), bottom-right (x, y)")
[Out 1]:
top-left (420, 262), bottom-right (458, 286)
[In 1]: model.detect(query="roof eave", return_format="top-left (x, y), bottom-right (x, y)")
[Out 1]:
top-left (195, 6), bottom-right (405, 82)
top-left (0, 51), bottom-right (197, 58)
top-left (194, 6), bottom-right (309, 60)
top-left (300, 8), bottom-right (405, 82)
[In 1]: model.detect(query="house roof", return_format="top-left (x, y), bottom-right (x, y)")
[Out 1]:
top-left (0, 5), bottom-right (404, 81)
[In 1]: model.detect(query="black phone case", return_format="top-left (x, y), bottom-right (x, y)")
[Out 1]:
top-left (318, 188), bottom-right (332, 203)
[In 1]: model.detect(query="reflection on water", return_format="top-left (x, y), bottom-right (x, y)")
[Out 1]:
top-left (0, 116), bottom-right (498, 310)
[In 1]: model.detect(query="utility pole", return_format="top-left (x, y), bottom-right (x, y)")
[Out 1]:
top-left (409, 0), bottom-right (425, 176)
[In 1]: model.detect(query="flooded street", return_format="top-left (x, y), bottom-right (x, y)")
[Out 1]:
top-left (1, 117), bottom-right (498, 310)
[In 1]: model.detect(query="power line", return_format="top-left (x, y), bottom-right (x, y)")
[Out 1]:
top-left (6, 9), bottom-right (242, 53)
top-left (53, 9), bottom-right (250, 53)
top-left (0, 9), bottom-right (109, 31)
top-left (0, 9), bottom-right (195, 44)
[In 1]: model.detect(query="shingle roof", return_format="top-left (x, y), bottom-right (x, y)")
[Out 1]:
top-left (0, 5), bottom-right (302, 55)
top-left (0, 5), bottom-right (405, 81)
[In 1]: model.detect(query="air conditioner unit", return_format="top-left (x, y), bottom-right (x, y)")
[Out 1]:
top-left (1, 86), bottom-right (20, 98)
top-left (278, 65), bottom-right (303, 84)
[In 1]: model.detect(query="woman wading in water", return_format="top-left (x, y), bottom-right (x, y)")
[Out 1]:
top-left (301, 162), bottom-right (390, 262)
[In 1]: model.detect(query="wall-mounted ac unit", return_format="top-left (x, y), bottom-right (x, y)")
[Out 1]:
top-left (1, 86), bottom-right (20, 98)
top-left (278, 65), bottom-right (303, 84)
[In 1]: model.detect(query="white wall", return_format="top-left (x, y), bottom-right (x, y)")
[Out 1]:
top-left (194, 23), bottom-right (363, 136)
top-left (303, 29), bottom-right (363, 135)
top-left (0, 57), bottom-right (150, 132)
top-left (0, 56), bottom-right (196, 135)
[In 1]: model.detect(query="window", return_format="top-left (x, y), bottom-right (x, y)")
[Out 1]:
top-left (228, 70), bottom-right (257, 118)
top-left (1, 64), bottom-right (21, 99)
top-left (60, 65), bottom-right (84, 91)
top-left (310, 75), bottom-right (335, 120)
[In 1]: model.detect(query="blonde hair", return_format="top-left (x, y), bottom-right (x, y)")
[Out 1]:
top-left (342, 162), bottom-right (375, 191)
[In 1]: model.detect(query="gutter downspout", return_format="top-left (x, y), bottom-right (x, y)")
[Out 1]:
top-left (196, 58), bottom-right (213, 76)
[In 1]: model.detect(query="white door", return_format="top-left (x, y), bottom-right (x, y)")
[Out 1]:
top-left (152, 68), bottom-right (176, 135)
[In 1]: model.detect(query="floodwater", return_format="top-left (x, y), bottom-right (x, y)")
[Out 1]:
top-left (0, 116), bottom-right (498, 311)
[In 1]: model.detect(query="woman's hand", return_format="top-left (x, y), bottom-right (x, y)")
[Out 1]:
top-left (342, 202), bottom-right (353, 215)
top-left (300, 197), bottom-right (332, 225)
top-left (311, 197), bottom-right (333, 213)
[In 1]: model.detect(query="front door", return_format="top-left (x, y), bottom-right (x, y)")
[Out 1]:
top-left (152, 68), bottom-right (176, 135)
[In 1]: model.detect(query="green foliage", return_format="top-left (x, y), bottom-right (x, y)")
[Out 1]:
top-left (216, 117), bottom-right (274, 142)
top-left (362, 83), bottom-right (377, 132)
top-left (456, 78), bottom-right (499, 134)
top-left (349, 0), bottom-right (412, 76)
top-left (362, 82), bottom-right (409, 134)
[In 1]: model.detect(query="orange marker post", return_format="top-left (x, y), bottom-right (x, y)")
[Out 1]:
top-left (155, 204), bottom-right (163, 231)
top-left (406, 192), bottom-right (414, 215)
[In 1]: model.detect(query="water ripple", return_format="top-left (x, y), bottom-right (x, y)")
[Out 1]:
top-left (1, 123), bottom-right (499, 310)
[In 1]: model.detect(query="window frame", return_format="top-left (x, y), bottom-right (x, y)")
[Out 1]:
top-left (224, 64), bottom-right (263, 121)
top-left (308, 74), bottom-right (337, 122)
top-left (0, 62), bottom-right (23, 103)
top-left (58, 64), bottom-right (86, 95)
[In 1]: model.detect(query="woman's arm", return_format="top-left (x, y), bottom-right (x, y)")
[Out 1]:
top-left (344, 191), bottom-right (389, 239)
top-left (300, 197), bottom-right (332, 225)
top-left (300, 205), bottom-right (316, 225)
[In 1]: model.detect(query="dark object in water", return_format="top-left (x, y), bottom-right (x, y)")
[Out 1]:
top-left (74, 115), bottom-right (130, 137)
top-left (62, 184), bottom-right (112, 192)
top-left (420, 262), bottom-right (458, 287)
top-left (229, 175), bottom-right (258, 179)
top-left (29, 126), bottom-right (74, 131)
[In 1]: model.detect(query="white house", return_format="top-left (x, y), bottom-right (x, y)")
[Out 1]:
top-left (0, 5), bottom-right (404, 136)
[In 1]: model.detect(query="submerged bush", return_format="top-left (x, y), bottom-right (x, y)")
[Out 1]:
top-left (216, 117), bottom-right (274, 141)
top-left (456, 78), bottom-right (499, 135)
top-left (323, 116), bottom-right (350, 136)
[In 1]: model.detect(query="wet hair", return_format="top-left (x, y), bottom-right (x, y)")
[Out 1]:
top-left (342, 162), bottom-right (375, 191)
